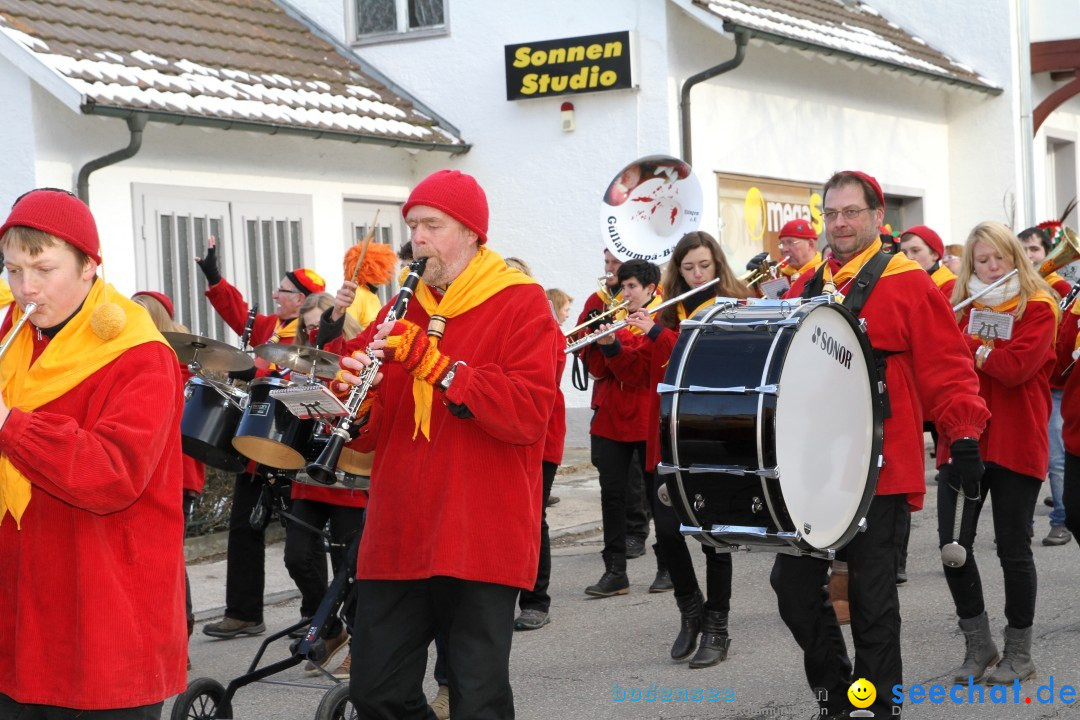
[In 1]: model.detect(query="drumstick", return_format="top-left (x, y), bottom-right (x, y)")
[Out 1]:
top-left (350, 210), bottom-right (380, 285)
top-left (941, 490), bottom-right (968, 568)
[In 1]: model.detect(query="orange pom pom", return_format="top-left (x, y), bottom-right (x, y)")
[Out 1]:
top-left (90, 302), bottom-right (126, 340)
top-left (344, 243), bottom-right (396, 287)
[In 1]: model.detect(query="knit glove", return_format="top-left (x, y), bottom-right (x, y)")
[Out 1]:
top-left (383, 320), bottom-right (454, 388)
top-left (949, 438), bottom-right (984, 499)
top-left (195, 243), bottom-right (222, 286)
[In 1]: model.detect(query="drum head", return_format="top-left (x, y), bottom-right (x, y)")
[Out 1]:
top-left (774, 303), bottom-right (881, 551)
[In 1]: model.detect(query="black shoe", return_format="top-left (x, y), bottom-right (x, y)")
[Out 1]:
top-left (671, 591), bottom-right (703, 661)
top-left (546, 495), bottom-right (561, 507)
top-left (896, 571), bottom-right (908, 585)
top-left (585, 553), bottom-right (629, 597)
top-left (1044, 496), bottom-right (1054, 508)
top-left (649, 568), bottom-right (673, 593)
top-left (688, 610), bottom-right (731, 668)
top-left (625, 536), bottom-right (646, 559)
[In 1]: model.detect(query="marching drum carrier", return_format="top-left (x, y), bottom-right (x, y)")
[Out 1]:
top-left (658, 296), bottom-right (884, 559)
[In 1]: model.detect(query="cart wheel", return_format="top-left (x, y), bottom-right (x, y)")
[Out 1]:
top-left (314, 682), bottom-right (357, 720)
top-left (171, 677), bottom-right (230, 720)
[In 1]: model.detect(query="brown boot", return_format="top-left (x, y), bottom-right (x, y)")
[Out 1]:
top-left (828, 564), bottom-right (850, 626)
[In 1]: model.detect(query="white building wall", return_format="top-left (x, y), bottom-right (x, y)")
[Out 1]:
top-left (0, 55), bottom-right (38, 213)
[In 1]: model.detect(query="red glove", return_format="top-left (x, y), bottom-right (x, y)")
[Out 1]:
top-left (383, 320), bottom-right (454, 387)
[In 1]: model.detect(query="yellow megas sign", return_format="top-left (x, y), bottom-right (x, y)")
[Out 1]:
top-left (718, 173), bottom-right (823, 262)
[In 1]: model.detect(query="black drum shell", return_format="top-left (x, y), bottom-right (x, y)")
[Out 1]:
top-left (232, 378), bottom-right (314, 470)
top-left (181, 378), bottom-right (247, 473)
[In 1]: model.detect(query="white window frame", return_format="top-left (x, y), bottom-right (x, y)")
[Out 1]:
top-left (350, 0), bottom-right (449, 45)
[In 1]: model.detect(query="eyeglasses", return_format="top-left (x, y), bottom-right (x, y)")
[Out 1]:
top-left (777, 237), bottom-right (809, 247)
top-left (822, 207), bottom-right (872, 223)
top-left (274, 286), bottom-right (302, 295)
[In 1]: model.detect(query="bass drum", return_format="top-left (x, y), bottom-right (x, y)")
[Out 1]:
top-left (658, 298), bottom-right (883, 556)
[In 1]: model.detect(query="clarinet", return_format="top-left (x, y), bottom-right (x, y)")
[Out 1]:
top-left (240, 302), bottom-right (258, 351)
top-left (1060, 283), bottom-right (1080, 311)
top-left (305, 257), bottom-right (428, 485)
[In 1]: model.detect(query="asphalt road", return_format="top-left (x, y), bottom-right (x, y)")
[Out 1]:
top-left (176, 474), bottom-right (1080, 720)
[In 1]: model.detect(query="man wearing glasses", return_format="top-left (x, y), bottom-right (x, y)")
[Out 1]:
top-left (194, 236), bottom-right (328, 639)
top-left (776, 217), bottom-right (823, 299)
top-left (769, 171), bottom-right (989, 718)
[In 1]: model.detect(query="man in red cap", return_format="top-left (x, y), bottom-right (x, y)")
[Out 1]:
top-left (0, 189), bottom-right (186, 717)
top-left (901, 224), bottom-right (956, 297)
top-left (334, 169), bottom-right (559, 718)
top-left (777, 217), bottom-right (823, 298)
top-left (194, 237), bottom-right (329, 639)
top-left (771, 171), bottom-right (989, 718)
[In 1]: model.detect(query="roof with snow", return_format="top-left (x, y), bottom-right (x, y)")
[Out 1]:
top-left (692, 0), bottom-right (999, 93)
top-left (0, 0), bottom-right (467, 151)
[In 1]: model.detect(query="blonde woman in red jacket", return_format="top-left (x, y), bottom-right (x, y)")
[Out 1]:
top-left (940, 221), bottom-right (1058, 685)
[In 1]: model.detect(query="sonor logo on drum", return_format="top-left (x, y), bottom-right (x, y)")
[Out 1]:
top-left (811, 326), bottom-right (852, 370)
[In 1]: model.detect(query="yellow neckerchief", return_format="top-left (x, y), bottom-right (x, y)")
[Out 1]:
top-left (781, 252), bottom-right (822, 279)
top-left (821, 240), bottom-right (922, 301)
top-left (0, 279), bottom-right (168, 527)
top-left (410, 247), bottom-right (537, 440)
top-left (0, 278), bottom-right (12, 310)
top-left (626, 294), bottom-right (663, 335)
top-left (677, 296), bottom-right (716, 323)
top-left (1046, 272), bottom-right (1067, 288)
top-left (930, 264), bottom-right (957, 289)
top-left (271, 317), bottom-right (298, 342)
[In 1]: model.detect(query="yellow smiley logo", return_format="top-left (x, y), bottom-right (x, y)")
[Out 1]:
top-left (847, 678), bottom-right (876, 709)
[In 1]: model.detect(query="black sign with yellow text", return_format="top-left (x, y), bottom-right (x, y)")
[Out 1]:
top-left (505, 31), bottom-right (633, 101)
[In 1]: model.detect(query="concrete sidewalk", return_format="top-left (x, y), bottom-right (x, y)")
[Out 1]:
top-left (186, 446), bottom-right (600, 620)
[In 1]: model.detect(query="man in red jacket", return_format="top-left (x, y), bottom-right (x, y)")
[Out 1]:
top-left (0, 189), bottom-right (186, 717)
top-left (335, 169), bottom-right (558, 719)
top-left (772, 172), bottom-right (990, 719)
top-left (194, 237), bottom-right (327, 639)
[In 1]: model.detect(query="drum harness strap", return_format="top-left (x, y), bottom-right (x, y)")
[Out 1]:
top-left (802, 246), bottom-right (896, 418)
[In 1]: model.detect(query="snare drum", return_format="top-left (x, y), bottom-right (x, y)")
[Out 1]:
top-left (232, 377), bottom-right (315, 470)
top-left (658, 298), bottom-right (883, 556)
top-left (181, 376), bottom-right (248, 472)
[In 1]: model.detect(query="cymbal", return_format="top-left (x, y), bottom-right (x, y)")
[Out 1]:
top-left (254, 343), bottom-right (341, 379)
top-left (163, 332), bottom-right (255, 373)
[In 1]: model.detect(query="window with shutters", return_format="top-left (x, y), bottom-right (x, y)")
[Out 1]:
top-left (134, 186), bottom-right (313, 344)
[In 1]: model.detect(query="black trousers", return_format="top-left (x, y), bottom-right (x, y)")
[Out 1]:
top-left (625, 447), bottom-right (649, 542)
top-left (937, 464), bottom-right (1040, 629)
top-left (0, 695), bottom-right (163, 720)
top-left (593, 436), bottom-right (648, 559)
top-left (519, 460), bottom-right (557, 613)
top-left (1063, 451), bottom-right (1080, 539)
top-left (770, 494), bottom-right (907, 718)
top-left (284, 498), bottom-right (364, 637)
top-left (650, 474), bottom-right (731, 612)
top-left (225, 472), bottom-right (291, 623)
top-left (183, 490), bottom-right (197, 630)
top-left (351, 578), bottom-right (518, 720)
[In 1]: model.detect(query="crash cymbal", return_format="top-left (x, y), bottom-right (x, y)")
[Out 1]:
top-left (254, 343), bottom-right (341, 379)
top-left (163, 332), bottom-right (254, 373)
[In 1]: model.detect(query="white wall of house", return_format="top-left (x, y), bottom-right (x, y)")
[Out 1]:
top-left (0, 55), bottom-right (39, 214)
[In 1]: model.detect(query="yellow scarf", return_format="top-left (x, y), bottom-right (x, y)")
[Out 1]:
top-left (271, 317), bottom-right (298, 342)
top-left (0, 280), bottom-right (168, 527)
top-left (410, 247), bottom-right (537, 440)
top-left (822, 240), bottom-right (922, 301)
top-left (0, 278), bottom-right (12, 310)
top-left (930, 264), bottom-right (957, 289)
top-left (781, 252), bottom-right (822, 279)
top-left (676, 297), bottom-right (716, 323)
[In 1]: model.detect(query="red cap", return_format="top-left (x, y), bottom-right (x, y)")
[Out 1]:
top-left (403, 169), bottom-right (489, 244)
top-left (901, 225), bottom-right (945, 258)
top-left (132, 290), bottom-right (175, 319)
top-left (0, 188), bottom-right (101, 264)
top-left (286, 268), bottom-right (326, 296)
top-left (842, 170), bottom-right (885, 209)
top-left (778, 218), bottom-right (818, 241)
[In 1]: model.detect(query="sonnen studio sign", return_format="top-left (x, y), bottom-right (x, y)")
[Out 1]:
top-left (505, 31), bottom-right (633, 101)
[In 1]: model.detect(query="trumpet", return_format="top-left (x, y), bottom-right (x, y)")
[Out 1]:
top-left (563, 299), bottom-right (630, 346)
top-left (305, 258), bottom-right (427, 486)
top-left (564, 279), bottom-right (719, 354)
top-left (0, 303), bottom-right (38, 360)
top-left (739, 253), bottom-right (789, 289)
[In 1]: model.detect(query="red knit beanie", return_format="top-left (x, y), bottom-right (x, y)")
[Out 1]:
top-left (286, 268), bottom-right (326, 296)
top-left (132, 290), bottom-right (175, 319)
top-left (841, 170), bottom-right (885, 209)
top-left (900, 225), bottom-right (945, 258)
top-left (402, 170), bottom-right (489, 244)
top-left (778, 218), bottom-right (818, 241)
top-left (0, 188), bottom-right (101, 264)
